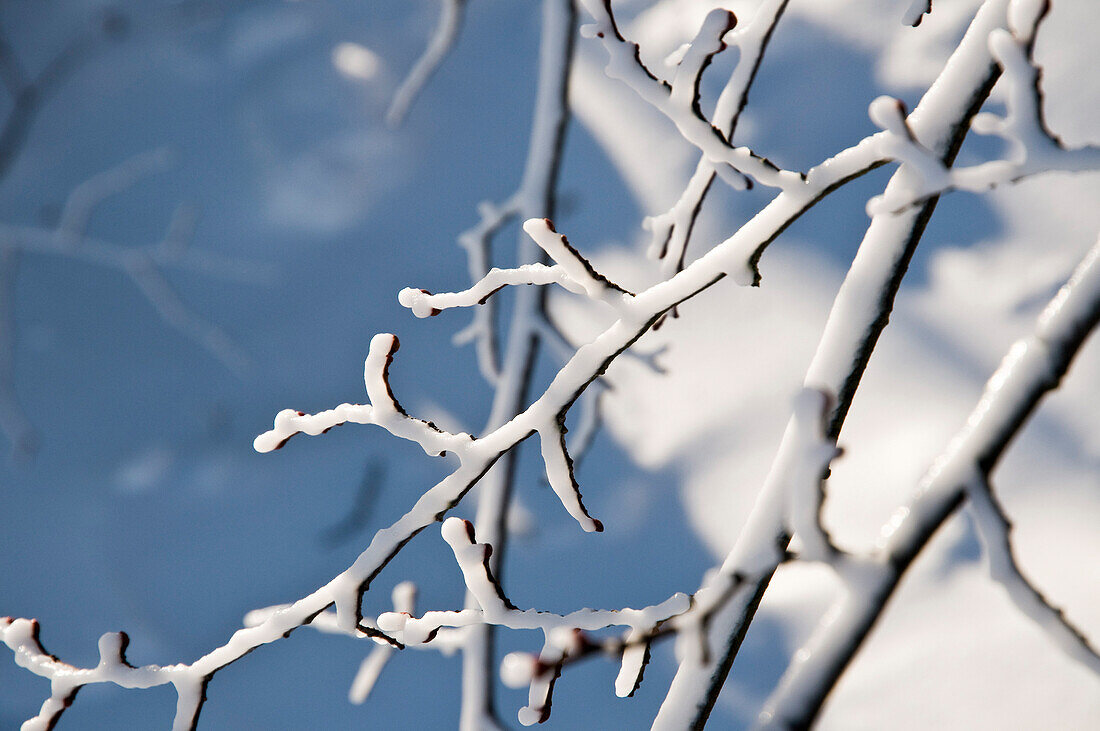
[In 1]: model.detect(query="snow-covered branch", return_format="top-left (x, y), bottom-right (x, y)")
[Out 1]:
top-left (244, 582), bottom-right (468, 704)
top-left (8, 0), bottom-right (1098, 727)
top-left (645, 0), bottom-right (790, 278)
top-left (780, 389), bottom-right (843, 565)
top-left (386, 0), bottom-right (466, 127)
top-left (966, 477), bottom-right (1100, 675)
top-left (578, 0), bottom-right (804, 193)
top-left (400, 218), bottom-right (633, 319)
top-left (758, 233), bottom-right (1100, 728)
top-left (1, 616), bottom-right (209, 731)
top-left (378, 518), bottom-right (690, 724)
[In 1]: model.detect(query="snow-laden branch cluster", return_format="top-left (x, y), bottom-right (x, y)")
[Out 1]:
top-left (757, 233), bottom-right (1100, 728)
top-left (5, 0), bottom-right (1100, 727)
top-left (376, 517), bottom-right (689, 724)
top-left (400, 218), bottom-right (633, 319)
top-left (0, 149), bottom-right (263, 456)
top-left (362, 389), bottom-right (842, 726)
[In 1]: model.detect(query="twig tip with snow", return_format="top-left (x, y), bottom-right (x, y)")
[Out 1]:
top-left (254, 333), bottom-right (473, 456)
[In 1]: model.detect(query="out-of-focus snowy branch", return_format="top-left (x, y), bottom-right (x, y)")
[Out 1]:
top-left (0, 12), bottom-right (132, 455)
top-left (0, 9), bottom-right (125, 180)
top-left (0, 150), bottom-right (264, 453)
top-left (453, 198), bottom-right (517, 384)
top-left (386, 0), bottom-right (466, 127)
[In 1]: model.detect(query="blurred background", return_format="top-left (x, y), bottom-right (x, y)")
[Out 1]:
top-left (2, 0), bottom-right (1098, 728)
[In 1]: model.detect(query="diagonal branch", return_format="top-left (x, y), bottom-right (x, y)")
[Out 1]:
top-left (386, 0), bottom-right (467, 127)
top-left (537, 425), bottom-right (603, 533)
top-left (759, 233), bottom-right (1100, 728)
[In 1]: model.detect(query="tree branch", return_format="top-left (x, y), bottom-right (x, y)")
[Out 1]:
top-left (759, 233), bottom-right (1100, 728)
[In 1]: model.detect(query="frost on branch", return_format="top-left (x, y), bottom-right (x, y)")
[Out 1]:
top-left (254, 332), bottom-right (474, 457)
